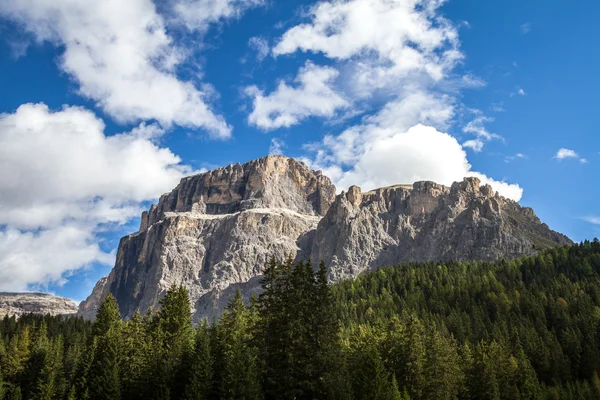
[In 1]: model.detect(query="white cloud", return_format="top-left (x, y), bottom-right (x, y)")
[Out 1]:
top-left (491, 103), bottom-right (505, 113)
top-left (273, 0), bottom-right (462, 93)
top-left (269, 138), bottom-right (285, 155)
top-left (518, 88), bottom-right (526, 96)
top-left (0, 226), bottom-right (112, 291)
top-left (583, 216), bottom-right (600, 225)
top-left (0, 103), bottom-right (192, 289)
top-left (555, 148), bottom-right (579, 160)
top-left (521, 22), bottom-right (531, 35)
top-left (554, 148), bottom-right (588, 164)
top-left (174, 0), bottom-right (264, 32)
top-left (462, 116), bottom-right (501, 152)
top-left (505, 153), bottom-right (526, 163)
top-left (303, 92), bottom-right (522, 201)
top-left (246, 61), bottom-right (349, 129)
top-left (309, 124), bottom-right (523, 201)
top-left (463, 139), bottom-right (484, 152)
top-left (267, 0), bottom-right (522, 201)
top-left (248, 36), bottom-right (270, 61)
top-left (0, 0), bottom-right (231, 138)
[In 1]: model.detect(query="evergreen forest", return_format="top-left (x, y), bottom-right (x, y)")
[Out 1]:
top-left (2, 240), bottom-right (600, 399)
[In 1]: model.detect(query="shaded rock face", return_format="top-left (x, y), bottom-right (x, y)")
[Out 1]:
top-left (78, 156), bottom-right (571, 322)
top-left (0, 293), bottom-right (78, 318)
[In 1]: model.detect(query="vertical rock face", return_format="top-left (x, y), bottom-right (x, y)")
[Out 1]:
top-left (78, 156), bottom-right (336, 322)
top-left (78, 156), bottom-right (571, 322)
top-left (310, 177), bottom-right (572, 281)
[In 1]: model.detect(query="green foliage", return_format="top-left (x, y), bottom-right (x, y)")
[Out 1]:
top-left (0, 240), bottom-right (599, 399)
top-left (182, 321), bottom-right (212, 400)
top-left (87, 294), bottom-right (122, 400)
top-left (218, 290), bottom-right (262, 400)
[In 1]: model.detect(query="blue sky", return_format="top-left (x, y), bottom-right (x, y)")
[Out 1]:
top-left (0, 0), bottom-right (598, 302)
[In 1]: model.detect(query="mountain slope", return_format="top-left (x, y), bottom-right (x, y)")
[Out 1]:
top-left (78, 155), bottom-right (571, 322)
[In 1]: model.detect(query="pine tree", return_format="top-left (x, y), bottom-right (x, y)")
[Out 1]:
top-left (219, 290), bottom-right (262, 400)
top-left (0, 357), bottom-right (5, 400)
top-left (350, 338), bottom-right (399, 400)
top-left (87, 294), bottom-right (122, 400)
top-left (182, 321), bottom-right (213, 400)
top-left (150, 284), bottom-right (194, 399)
top-left (311, 261), bottom-right (351, 400)
top-left (120, 310), bottom-right (147, 400)
top-left (422, 328), bottom-right (464, 400)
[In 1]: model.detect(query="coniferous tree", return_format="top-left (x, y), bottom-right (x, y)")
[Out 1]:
top-left (150, 284), bottom-right (194, 399)
top-left (87, 294), bottom-right (121, 400)
top-left (182, 321), bottom-right (213, 400)
top-left (0, 357), bottom-right (5, 400)
top-left (422, 328), bottom-right (464, 400)
top-left (219, 290), bottom-right (262, 400)
top-left (120, 310), bottom-right (147, 400)
top-left (349, 338), bottom-right (400, 400)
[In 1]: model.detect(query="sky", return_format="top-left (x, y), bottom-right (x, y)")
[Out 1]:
top-left (0, 0), bottom-right (598, 302)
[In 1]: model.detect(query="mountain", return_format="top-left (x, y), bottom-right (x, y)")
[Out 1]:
top-left (0, 292), bottom-right (78, 317)
top-left (78, 155), bottom-right (571, 322)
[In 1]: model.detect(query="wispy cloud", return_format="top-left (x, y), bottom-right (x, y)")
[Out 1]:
top-left (582, 216), bottom-right (600, 225)
top-left (462, 116), bottom-right (502, 152)
top-left (248, 36), bottom-right (270, 61)
top-left (505, 153), bottom-right (527, 163)
top-left (521, 22), bottom-right (531, 34)
top-left (269, 138), bottom-right (285, 155)
top-left (509, 87), bottom-right (527, 97)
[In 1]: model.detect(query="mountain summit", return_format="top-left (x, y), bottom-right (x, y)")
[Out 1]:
top-left (78, 155), bottom-right (571, 321)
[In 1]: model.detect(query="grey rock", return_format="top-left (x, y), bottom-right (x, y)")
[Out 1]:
top-left (79, 156), bottom-right (333, 322)
top-left (309, 177), bottom-right (572, 281)
top-left (78, 156), bottom-right (572, 322)
top-left (0, 292), bottom-right (78, 318)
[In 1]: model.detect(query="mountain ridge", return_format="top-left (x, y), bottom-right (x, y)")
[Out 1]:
top-left (0, 292), bottom-right (78, 317)
top-left (78, 155), bottom-right (571, 321)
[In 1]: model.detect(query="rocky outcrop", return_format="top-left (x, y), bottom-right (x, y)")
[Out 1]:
top-left (78, 156), bottom-right (571, 322)
top-left (310, 178), bottom-right (572, 281)
top-left (0, 292), bottom-right (78, 318)
top-left (78, 156), bottom-right (335, 322)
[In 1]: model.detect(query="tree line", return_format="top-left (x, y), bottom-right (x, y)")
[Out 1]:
top-left (1, 239), bottom-right (600, 399)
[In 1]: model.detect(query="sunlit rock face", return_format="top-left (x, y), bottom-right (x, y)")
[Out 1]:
top-left (0, 293), bottom-right (78, 318)
top-left (78, 156), bottom-right (336, 322)
top-left (79, 156), bottom-right (571, 322)
top-left (310, 178), bottom-right (572, 282)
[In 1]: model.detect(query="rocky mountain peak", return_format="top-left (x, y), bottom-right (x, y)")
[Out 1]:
top-left (140, 155), bottom-right (336, 231)
top-left (79, 156), bottom-right (572, 322)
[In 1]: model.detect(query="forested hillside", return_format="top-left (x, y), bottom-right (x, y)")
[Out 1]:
top-left (1, 240), bottom-right (600, 399)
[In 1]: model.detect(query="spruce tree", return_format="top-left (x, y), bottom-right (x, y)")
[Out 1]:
top-left (422, 328), bottom-right (464, 400)
top-left (219, 290), bottom-right (262, 400)
top-left (87, 294), bottom-right (122, 400)
top-left (150, 284), bottom-right (194, 399)
top-left (350, 339), bottom-right (399, 400)
top-left (120, 310), bottom-right (147, 400)
top-left (0, 358), bottom-right (5, 400)
top-left (182, 321), bottom-right (213, 400)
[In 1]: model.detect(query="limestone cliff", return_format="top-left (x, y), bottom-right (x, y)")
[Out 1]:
top-left (78, 156), bottom-right (335, 321)
top-left (0, 292), bottom-right (78, 318)
top-left (309, 178), bottom-right (572, 281)
top-left (78, 156), bottom-right (571, 322)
